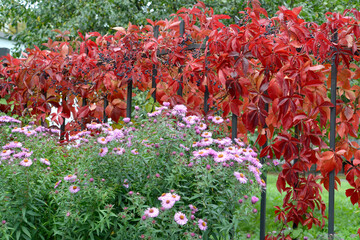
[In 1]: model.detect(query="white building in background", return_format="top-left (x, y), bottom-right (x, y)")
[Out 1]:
top-left (0, 32), bottom-right (15, 57)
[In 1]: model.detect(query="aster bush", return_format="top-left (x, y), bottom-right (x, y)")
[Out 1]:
top-left (0, 103), bottom-right (268, 239)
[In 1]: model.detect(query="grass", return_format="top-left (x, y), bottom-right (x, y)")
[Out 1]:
top-left (241, 172), bottom-right (360, 239)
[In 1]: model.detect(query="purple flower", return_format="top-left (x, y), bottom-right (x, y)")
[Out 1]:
top-left (251, 196), bottom-right (259, 204)
top-left (123, 117), bottom-right (131, 123)
top-left (64, 174), bottom-right (77, 182)
top-left (174, 212), bottom-right (188, 225)
top-left (19, 158), bottom-right (32, 167)
top-left (198, 219), bottom-right (208, 231)
top-left (131, 149), bottom-right (139, 155)
top-left (69, 185), bottom-right (80, 193)
top-left (99, 147), bottom-right (108, 157)
top-left (39, 158), bottom-right (51, 166)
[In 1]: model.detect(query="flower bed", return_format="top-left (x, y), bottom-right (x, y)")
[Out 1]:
top-left (0, 104), bottom-right (265, 239)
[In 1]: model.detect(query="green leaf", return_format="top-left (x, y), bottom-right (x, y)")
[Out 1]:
top-left (0, 98), bottom-right (7, 105)
top-left (21, 226), bottom-right (32, 238)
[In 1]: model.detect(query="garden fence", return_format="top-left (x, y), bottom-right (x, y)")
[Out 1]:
top-left (48, 18), bottom-right (341, 240)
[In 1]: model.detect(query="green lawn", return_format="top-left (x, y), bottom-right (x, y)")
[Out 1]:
top-left (241, 173), bottom-right (360, 239)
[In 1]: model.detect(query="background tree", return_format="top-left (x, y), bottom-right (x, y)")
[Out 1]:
top-left (0, 0), bottom-right (358, 55)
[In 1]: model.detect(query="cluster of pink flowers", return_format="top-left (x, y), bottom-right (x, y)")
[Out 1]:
top-left (0, 115), bottom-right (21, 124)
top-left (158, 192), bottom-right (181, 210)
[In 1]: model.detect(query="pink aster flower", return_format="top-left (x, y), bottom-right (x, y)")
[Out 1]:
top-left (183, 115), bottom-right (199, 125)
top-left (171, 105), bottom-right (187, 117)
top-left (99, 147), bottom-right (108, 157)
top-left (234, 172), bottom-right (248, 184)
top-left (213, 152), bottom-right (228, 162)
top-left (169, 193), bottom-right (181, 201)
top-left (198, 219), bottom-right (208, 231)
top-left (225, 146), bottom-right (237, 154)
top-left (3, 141), bottom-right (22, 149)
top-left (131, 149), bottom-right (139, 155)
top-left (86, 122), bottom-right (102, 130)
top-left (69, 185), bottom-right (80, 193)
top-left (158, 193), bottom-right (171, 201)
top-left (193, 149), bottom-right (209, 158)
top-left (197, 123), bottom-right (207, 131)
top-left (212, 116), bottom-right (224, 124)
top-left (189, 204), bottom-right (198, 213)
top-left (123, 117), bottom-right (131, 123)
top-left (273, 160), bottom-right (280, 166)
top-left (1, 149), bottom-right (13, 157)
top-left (97, 137), bottom-right (108, 145)
top-left (161, 199), bottom-right (175, 210)
top-left (54, 180), bottom-right (61, 189)
top-left (64, 174), bottom-right (77, 182)
top-left (201, 131), bottom-right (212, 138)
top-left (113, 147), bottom-right (125, 155)
top-left (199, 138), bottom-right (213, 147)
top-left (174, 212), bottom-right (188, 225)
top-left (39, 158), bottom-right (51, 166)
top-left (144, 207), bottom-right (159, 218)
top-left (24, 130), bottom-right (37, 137)
top-left (163, 102), bottom-right (170, 107)
top-left (19, 158), bottom-right (33, 167)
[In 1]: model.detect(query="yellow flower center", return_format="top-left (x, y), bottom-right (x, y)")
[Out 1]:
top-left (172, 195), bottom-right (177, 199)
top-left (216, 117), bottom-right (220, 120)
top-left (161, 193), bottom-right (166, 197)
top-left (166, 200), bottom-right (170, 204)
top-left (218, 154), bottom-right (224, 158)
top-left (68, 174), bottom-right (73, 177)
top-left (240, 173), bottom-right (244, 178)
top-left (149, 209), bottom-right (154, 213)
top-left (235, 154), bottom-right (239, 157)
top-left (73, 186), bottom-right (77, 190)
top-left (2, 150), bottom-right (6, 153)
top-left (24, 159), bottom-right (29, 163)
top-left (202, 222), bottom-right (206, 226)
top-left (180, 215), bottom-right (184, 220)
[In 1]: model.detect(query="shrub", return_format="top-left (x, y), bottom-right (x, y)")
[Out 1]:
top-left (0, 104), bottom-right (265, 239)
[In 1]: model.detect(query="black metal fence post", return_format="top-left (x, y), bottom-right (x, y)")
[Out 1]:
top-left (259, 103), bottom-right (269, 240)
top-left (60, 117), bottom-right (66, 140)
top-left (81, 97), bottom-right (87, 130)
top-left (41, 91), bottom-right (47, 126)
top-left (152, 25), bottom-right (159, 103)
top-left (103, 95), bottom-right (108, 123)
top-left (126, 79), bottom-right (133, 118)
top-left (60, 95), bottom-right (66, 141)
top-left (231, 114), bottom-right (237, 142)
top-left (204, 86), bottom-right (209, 114)
top-left (328, 30), bottom-right (338, 240)
top-left (177, 20), bottom-right (185, 97)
